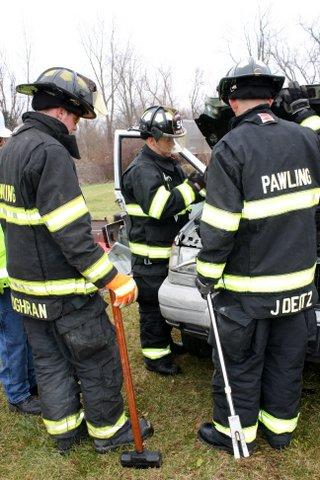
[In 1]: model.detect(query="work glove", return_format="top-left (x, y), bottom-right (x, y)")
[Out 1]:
top-left (195, 276), bottom-right (215, 299)
top-left (187, 171), bottom-right (206, 195)
top-left (280, 81), bottom-right (314, 118)
top-left (106, 273), bottom-right (138, 308)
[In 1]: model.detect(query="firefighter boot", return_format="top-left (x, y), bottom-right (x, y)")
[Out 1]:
top-left (198, 423), bottom-right (257, 455)
top-left (144, 355), bottom-right (182, 375)
top-left (9, 395), bottom-right (41, 415)
top-left (260, 424), bottom-right (292, 450)
top-left (93, 418), bottom-right (154, 453)
top-left (55, 422), bottom-right (89, 455)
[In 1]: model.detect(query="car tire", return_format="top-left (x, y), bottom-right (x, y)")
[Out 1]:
top-left (181, 331), bottom-right (212, 358)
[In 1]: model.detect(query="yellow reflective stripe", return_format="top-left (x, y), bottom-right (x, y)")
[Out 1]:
top-left (43, 410), bottom-right (84, 435)
top-left (301, 115), bottom-right (320, 132)
top-left (142, 345), bottom-right (171, 359)
top-left (202, 202), bottom-right (241, 232)
top-left (196, 259), bottom-right (225, 279)
top-left (176, 181), bottom-right (196, 208)
top-left (214, 421), bottom-right (258, 443)
top-left (43, 196), bottom-right (89, 232)
top-left (216, 263), bottom-right (316, 293)
top-left (129, 242), bottom-right (171, 259)
top-left (0, 202), bottom-right (42, 225)
top-left (148, 186), bottom-right (171, 219)
top-left (126, 204), bottom-right (148, 217)
top-left (86, 412), bottom-right (127, 439)
top-left (242, 188), bottom-right (320, 220)
top-left (9, 276), bottom-right (97, 296)
top-left (199, 188), bottom-right (206, 198)
top-left (259, 410), bottom-right (299, 434)
top-left (81, 253), bottom-right (114, 283)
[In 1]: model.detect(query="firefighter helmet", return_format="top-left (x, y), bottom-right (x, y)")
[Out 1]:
top-left (0, 111), bottom-right (12, 138)
top-left (217, 57), bottom-right (285, 105)
top-left (138, 106), bottom-right (186, 140)
top-left (16, 67), bottom-right (98, 119)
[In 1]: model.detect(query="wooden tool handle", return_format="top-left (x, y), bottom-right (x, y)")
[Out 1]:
top-left (109, 290), bottom-right (143, 453)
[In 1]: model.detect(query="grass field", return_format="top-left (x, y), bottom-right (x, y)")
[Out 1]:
top-left (81, 182), bottom-right (119, 220)
top-left (1, 183), bottom-right (320, 479)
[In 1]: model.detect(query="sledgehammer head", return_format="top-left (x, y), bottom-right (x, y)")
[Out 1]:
top-left (120, 449), bottom-right (162, 469)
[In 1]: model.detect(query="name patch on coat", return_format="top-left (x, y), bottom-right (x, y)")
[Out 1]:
top-left (261, 168), bottom-right (312, 194)
top-left (12, 297), bottom-right (48, 319)
top-left (270, 291), bottom-right (313, 316)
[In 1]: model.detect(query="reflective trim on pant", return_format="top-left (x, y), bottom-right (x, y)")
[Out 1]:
top-left (43, 410), bottom-right (84, 435)
top-left (142, 345), bottom-right (171, 360)
top-left (259, 409), bottom-right (299, 434)
top-left (86, 411), bottom-right (127, 439)
top-left (214, 420), bottom-right (258, 443)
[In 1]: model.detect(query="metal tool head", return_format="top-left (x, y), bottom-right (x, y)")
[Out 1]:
top-left (229, 415), bottom-right (250, 459)
top-left (120, 449), bottom-right (162, 469)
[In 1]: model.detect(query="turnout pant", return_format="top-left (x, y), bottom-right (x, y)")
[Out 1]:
top-left (0, 288), bottom-right (37, 403)
top-left (211, 309), bottom-right (312, 443)
top-left (133, 272), bottom-right (172, 361)
top-left (23, 293), bottom-right (126, 440)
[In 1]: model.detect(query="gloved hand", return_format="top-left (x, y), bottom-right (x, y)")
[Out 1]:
top-left (195, 276), bottom-right (215, 299)
top-left (187, 171), bottom-right (206, 194)
top-left (281, 81), bottom-right (311, 115)
top-left (106, 273), bottom-right (138, 308)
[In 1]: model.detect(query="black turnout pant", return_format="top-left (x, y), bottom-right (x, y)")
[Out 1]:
top-left (23, 293), bottom-right (124, 440)
top-left (212, 309), bottom-right (312, 439)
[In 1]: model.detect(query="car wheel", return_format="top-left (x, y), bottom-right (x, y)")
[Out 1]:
top-left (181, 331), bottom-right (212, 358)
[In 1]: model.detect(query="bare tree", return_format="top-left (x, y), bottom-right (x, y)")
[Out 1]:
top-left (189, 68), bottom-right (205, 118)
top-left (0, 53), bottom-right (24, 129)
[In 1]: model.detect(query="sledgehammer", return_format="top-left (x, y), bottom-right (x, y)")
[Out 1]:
top-left (109, 290), bottom-right (162, 468)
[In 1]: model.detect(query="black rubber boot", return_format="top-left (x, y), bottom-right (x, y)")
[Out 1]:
top-left (260, 424), bottom-right (292, 450)
top-left (9, 395), bottom-right (41, 415)
top-left (144, 355), bottom-right (182, 376)
top-left (55, 422), bottom-right (89, 455)
top-left (170, 340), bottom-right (187, 355)
top-left (198, 422), bottom-right (256, 455)
top-left (94, 418), bottom-right (154, 453)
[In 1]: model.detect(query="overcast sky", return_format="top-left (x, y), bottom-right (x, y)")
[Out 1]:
top-left (1, 0), bottom-right (319, 107)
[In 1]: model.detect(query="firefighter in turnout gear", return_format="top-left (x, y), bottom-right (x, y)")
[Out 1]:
top-left (122, 106), bottom-right (205, 375)
top-left (195, 58), bottom-right (320, 453)
top-left (0, 67), bottom-right (153, 454)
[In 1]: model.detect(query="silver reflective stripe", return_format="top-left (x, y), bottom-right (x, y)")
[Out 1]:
top-left (142, 345), bottom-right (171, 360)
top-left (81, 253), bottom-right (114, 283)
top-left (129, 242), bottom-right (172, 259)
top-left (0, 267), bottom-right (8, 278)
top-left (176, 181), bottom-right (196, 207)
top-left (43, 195), bottom-right (89, 232)
top-left (301, 115), bottom-right (320, 132)
top-left (214, 421), bottom-right (258, 443)
top-left (242, 188), bottom-right (320, 220)
top-left (259, 410), bottom-right (299, 434)
top-left (9, 276), bottom-right (97, 296)
top-left (126, 204), bottom-right (148, 217)
top-left (196, 259), bottom-right (225, 279)
top-left (0, 203), bottom-right (42, 225)
top-left (201, 202), bottom-right (241, 232)
top-left (216, 263), bottom-right (316, 293)
top-left (43, 410), bottom-right (84, 435)
top-left (86, 412), bottom-right (127, 439)
top-left (148, 186), bottom-right (171, 219)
